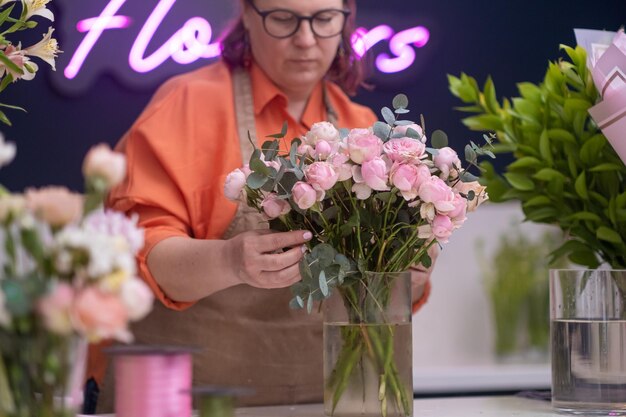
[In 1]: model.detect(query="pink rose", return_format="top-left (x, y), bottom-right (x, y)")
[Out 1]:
top-left (393, 123), bottom-right (424, 141)
top-left (453, 181), bottom-right (488, 212)
top-left (25, 186), bottom-right (83, 227)
top-left (418, 176), bottom-right (456, 213)
top-left (361, 157), bottom-right (389, 191)
top-left (305, 161), bottom-right (339, 191)
top-left (351, 183), bottom-right (372, 200)
top-left (383, 138), bottom-right (426, 163)
top-left (72, 287), bottom-right (129, 341)
top-left (328, 153), bottom-right (352, 181)
top-left (434, 147), bottom-right (461, 179)
top-left (347, 129), bottom-right (383, 164)
top-left (431, 214), bottom-right (454, 243)
top-left (120, 277), bottom-right (154, 321)
top-left (314, 140), bottom-right (333, 160)
top-left (447, 193), bottom-right (467, 225)
top-left (304, 121), bottom-right (340, 146)
top-left (291, 181), bottom-right (317, 210)
top-left (38, 282), bottom-right (75, 335)
top-left (390, 163), bottom-right (431, 201)
top-left (82, 143), bottom-right (127, 188)
top-left (261, 193), bottom-right (291, 219)
top-left (224, 168), bottom-right (247, 201)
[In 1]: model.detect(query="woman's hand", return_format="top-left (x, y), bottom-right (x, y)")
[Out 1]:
top-left (225, 229), bottom-right (312, 289)
top-left (409, 244), bottom-right (439, 310)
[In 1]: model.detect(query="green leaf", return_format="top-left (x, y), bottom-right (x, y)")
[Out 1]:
top-left (306, 294), bottom-right (313, 314)
top-left (504, 173), bottom-right (535, 191)
top-left (524, 207), bottom-right (558, 222)
top-left (574, 171), bottom-right (588, 200)
top-left (533, 168), bottom-right (565, 182)
top-left (405, 127), bottom-right (421, 140)
top-left (0, 110), bottom-right (11, 126)
top-left (461, 114), bottom-right (503, 131)
top-left (483, 76), bottom-right (500, 114)
top-left (431, 130), bottom-right (448, 149)
top-left (250, 158), bottom-right (270, 176)
top-left (508, 156), bottom-right (543, 170)
top-left (547, 129), bottom-right (577, 144)
top-left (579, 134), bottom-right (607, 165)
top-left (596, 226), bottom-right (623, 244)
top-left (539, 129), bottom-right (553, 166)
top-left (246, 172), bottom-right (268, 189)
top-left (589, 163), bottom-right (624, 172)
top-left (319, 270), bottom-right (329, 297)
top-left (381, 107), bottom-right (395, 125)
top-left (565, 212), bottom-right (602, 222)
top-left (266, 121), bottom-right (288, 138)
top-left (373, 121), bottom-right (391, 141)
top-left (392, 94), bottom-right (408, 110)
top-left (517, 82), bottom-right (542, 102)
top-left (0, 4), bottom-right (15, 26)
top-left (523, 195), bottom-right (551, 207)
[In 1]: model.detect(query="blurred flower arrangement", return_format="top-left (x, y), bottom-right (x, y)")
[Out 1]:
top-left (0, 2), bottom-right (153, 416)
top-left (225, 94), bottom-right (493, 416)
top-left (0, 0), bottom-right (61, 126)
top-left (448, 32), bottom-right (626, 269)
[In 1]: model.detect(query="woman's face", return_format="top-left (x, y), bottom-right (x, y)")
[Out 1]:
top-left (243, 0), bottom-right (345, 98)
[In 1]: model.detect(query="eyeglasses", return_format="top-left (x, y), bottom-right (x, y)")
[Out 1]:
top-left (245, 0), bottom-right (350, 39)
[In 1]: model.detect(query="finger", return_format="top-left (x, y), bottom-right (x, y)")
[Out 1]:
top-left (256, 230), bottom-right (312, 252)
top-left (260, 263), bottom-right (302, 287)
top-left (258, 245), bottom-right (306, 272)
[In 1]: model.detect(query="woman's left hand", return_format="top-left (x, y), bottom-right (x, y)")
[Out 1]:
top-left (409, 245), bottom-right (439, 311)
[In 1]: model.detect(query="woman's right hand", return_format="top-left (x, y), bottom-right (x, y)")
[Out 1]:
top-left (225, 229), bottom-right (312, 289)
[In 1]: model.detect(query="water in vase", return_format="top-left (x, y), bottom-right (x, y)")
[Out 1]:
top-left (551, 319), bottom-right (626, 415)
top-left (323, 322), bottom-right (412, 417)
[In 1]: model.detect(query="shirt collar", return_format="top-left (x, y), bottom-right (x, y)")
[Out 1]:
top-left (249, 61), bottom-right (326, 130)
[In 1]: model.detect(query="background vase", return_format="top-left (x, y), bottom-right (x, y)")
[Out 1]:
top-left (550, 269), bottom-right (626, 415)
top-left (323, 271), bottom-right (412, 417)
top-left (0, 330), bottom-right (87, 417)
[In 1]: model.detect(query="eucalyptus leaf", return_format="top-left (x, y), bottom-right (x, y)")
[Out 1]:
top-left (431, 130), bottom-right (448, 149)
top-left (392, 94), bottom-right (409, 110)
top-left (381, 107), bottom-right (395, 125)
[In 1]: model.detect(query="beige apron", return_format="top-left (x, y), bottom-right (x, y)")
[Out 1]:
top-left (97, 68), bottom-right (338, 412)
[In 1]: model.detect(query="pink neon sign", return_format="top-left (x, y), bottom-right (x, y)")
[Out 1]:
top-left (64, 0), bottom-right (430, 80)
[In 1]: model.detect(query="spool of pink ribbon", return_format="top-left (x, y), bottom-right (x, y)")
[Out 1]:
top-left (107, 345), bottom-right (198, 417)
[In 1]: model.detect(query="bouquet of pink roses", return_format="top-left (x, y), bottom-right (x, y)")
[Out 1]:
top-left (225, 94), bottom-right (492, 416)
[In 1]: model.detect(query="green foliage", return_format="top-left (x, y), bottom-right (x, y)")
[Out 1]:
top-left (479, 227), bottom-right (568, 356)
top-left (449, 45), bottom-right (626, 269)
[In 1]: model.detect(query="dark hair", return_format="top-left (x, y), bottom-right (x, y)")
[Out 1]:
top-left (220, 0), bottom-right (366, 96)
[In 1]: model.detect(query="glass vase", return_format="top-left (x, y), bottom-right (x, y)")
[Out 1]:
top-left (323, 271), bottom-right (413, 417)
top-left (0, 329), bottom-right (87, 417)
top-left (550, 269), bottom-right (626, 415)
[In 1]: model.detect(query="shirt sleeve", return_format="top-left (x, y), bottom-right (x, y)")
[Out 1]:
top-left (107, 90), bottom-right (198, 312)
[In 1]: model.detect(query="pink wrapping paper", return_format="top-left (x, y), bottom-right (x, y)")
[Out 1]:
top-left (577, 29), bottom-right (626, 164)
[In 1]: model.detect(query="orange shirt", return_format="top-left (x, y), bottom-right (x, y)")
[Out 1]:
top-left (107, 60), bottom-right (377, 311)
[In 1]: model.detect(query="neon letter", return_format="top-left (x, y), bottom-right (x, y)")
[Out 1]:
top-left (376, 26), bottom-right (430, 73)
top-left (65, 0), bottom-right (129, 79)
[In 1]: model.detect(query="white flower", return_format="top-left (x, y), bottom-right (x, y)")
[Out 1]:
top-left (0, 132), bottom-right (16, 168)
top-left (22, 0), bottom-right (54, 22)
top-left (0, 289), bottom-right (11, 328)
top-left (83, 210), bottom-right (144, 254)
top-left (24, 27), bottom-right (61, 70)
top-left (0, 194), bottom-right (25, 222)
top-left (120, 277), bottom-right (153, 321)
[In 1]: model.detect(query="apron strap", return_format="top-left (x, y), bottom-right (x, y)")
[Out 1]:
top-left (232, 67), bottom-right (257, 165)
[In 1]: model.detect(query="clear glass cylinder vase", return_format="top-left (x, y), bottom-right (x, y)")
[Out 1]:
top-left (323, 271), bottom-right (413, 417)
top-left (0, 331), bottom-right (87, 417)
top-left (550, 269), bottom-right (626, 415)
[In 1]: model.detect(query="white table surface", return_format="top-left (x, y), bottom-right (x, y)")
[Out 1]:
top-left (82, 395), bottom-right (560, 417)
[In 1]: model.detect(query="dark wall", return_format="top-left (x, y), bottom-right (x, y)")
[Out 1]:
top-left (0, 0), bottom-right (623, 192)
